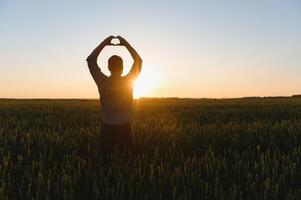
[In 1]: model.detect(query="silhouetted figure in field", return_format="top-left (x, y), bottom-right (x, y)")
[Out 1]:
top-left (86, 35), bottom-right (142, 154)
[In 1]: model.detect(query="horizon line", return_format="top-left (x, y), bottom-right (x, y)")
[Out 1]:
top-left (1, 94), bottom-right (301, 100)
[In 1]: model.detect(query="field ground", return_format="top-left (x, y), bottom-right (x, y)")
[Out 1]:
top-left (0, 98), bottom-right (301, 199)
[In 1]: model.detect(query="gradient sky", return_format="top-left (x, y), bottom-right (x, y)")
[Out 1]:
top-left (0, 0), bottom-right (300, 98)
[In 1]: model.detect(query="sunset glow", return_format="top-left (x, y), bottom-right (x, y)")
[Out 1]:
top-left (0, 1), bottom-right (301, 99)
top-left (133, 69), bottom-right (160, 98)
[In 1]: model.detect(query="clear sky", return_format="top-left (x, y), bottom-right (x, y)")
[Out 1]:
top-left (0, 0), bottom-right (300, 98)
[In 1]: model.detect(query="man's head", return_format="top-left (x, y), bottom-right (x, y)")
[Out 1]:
top-left (108, 55), bottom-right (123, 76)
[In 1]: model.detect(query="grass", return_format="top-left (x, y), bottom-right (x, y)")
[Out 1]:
top-left (0, 98), bottom-right (301, 199)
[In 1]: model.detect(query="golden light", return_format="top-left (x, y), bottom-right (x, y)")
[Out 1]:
top-left (133, 69), bottom-right (160, 98)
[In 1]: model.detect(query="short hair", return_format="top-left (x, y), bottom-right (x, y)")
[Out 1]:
top-left (108, 55), bottom-right (123, 73)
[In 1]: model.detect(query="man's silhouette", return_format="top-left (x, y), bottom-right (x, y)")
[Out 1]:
top-left (86, 35), bottom-right (142, 153)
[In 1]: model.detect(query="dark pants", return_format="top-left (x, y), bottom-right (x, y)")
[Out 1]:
top-left (99, 121), bottom-right (134, 154)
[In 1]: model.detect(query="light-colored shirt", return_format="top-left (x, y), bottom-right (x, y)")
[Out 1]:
top-left (86, 52), bottom-right (141, 125)
top-left (98, 76), bottom-right (134, 125)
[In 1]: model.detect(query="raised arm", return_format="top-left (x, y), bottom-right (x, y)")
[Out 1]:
top-left (86, 36), bottom-right (114, 86)
top-left (116, 36), bottom-right (142, 80)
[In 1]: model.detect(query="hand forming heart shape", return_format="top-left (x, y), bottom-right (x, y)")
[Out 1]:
top-left (110, 37), bottom-right (120, 46)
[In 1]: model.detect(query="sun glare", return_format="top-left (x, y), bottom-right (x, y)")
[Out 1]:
top-left (133, 69), bottom-right (160, 99)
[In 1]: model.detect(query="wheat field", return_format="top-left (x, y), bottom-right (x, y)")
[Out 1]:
top-left (0, 98), bottom-right (301, 199)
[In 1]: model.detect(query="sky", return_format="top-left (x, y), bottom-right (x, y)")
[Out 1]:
top-left (0, 0), bottom-right (300, 98)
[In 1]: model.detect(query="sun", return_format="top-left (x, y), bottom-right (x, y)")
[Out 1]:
top-left (133, 69), bottom-right (160, 99)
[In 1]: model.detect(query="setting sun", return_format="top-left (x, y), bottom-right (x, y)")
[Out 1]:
top-left (133, 69), bottom-right (160, 98)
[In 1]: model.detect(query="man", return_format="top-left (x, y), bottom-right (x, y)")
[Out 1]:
top-left (86, 35), bottom-right (142, 153)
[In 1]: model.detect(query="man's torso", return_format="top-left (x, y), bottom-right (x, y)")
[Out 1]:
top-left (98, 76), bottom-right (134, 125)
